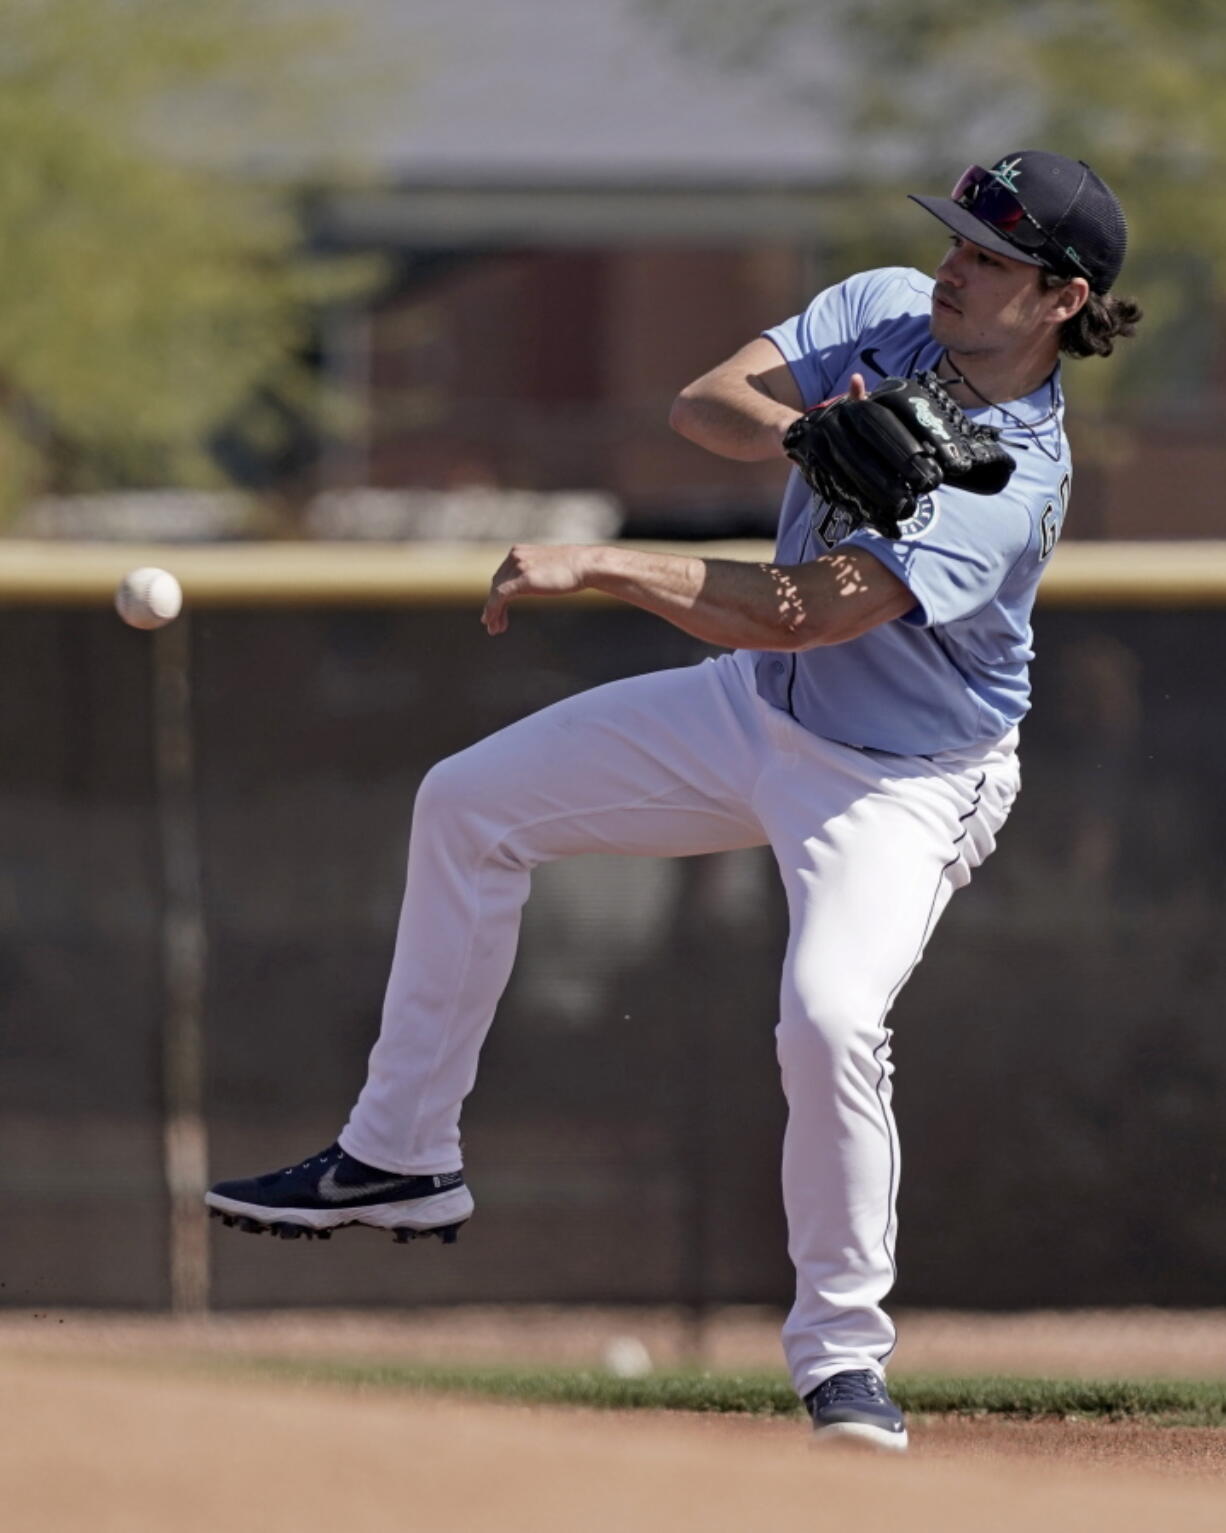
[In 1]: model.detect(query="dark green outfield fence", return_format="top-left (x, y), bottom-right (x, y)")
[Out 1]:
top-left (3, 541), bottom-right (1226, 1313)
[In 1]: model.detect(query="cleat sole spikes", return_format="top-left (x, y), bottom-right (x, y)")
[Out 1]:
top-left (392, 1220), bottom-right (466, 1244)
top-left (208, 1206), bottom-right (465, 1245)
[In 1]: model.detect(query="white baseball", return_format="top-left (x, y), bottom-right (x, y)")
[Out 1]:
top-left (115, 567), bottom-right (183, 630)
top-left (602, 1335), bottom-right (653, 1379)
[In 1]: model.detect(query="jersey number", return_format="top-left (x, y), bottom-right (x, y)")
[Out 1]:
top-left (1039, 474), bottom-right (1071, 560)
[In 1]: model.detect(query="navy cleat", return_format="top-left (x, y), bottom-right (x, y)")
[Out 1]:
top-left (805, 1370), bottom-right (908, 1452)
top-left (205, 1143), bottom-right (473, 1243)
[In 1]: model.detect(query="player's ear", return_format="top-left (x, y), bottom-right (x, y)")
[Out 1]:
top-left (1046, 275), bottom-right (1090, 324)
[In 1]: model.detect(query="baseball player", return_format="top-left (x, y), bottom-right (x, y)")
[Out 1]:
top-left (208, 151), bottom-right (1140, 1450)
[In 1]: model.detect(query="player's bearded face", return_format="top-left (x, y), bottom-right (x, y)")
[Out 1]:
top-left (930, 236), bottom-right (1056, 356)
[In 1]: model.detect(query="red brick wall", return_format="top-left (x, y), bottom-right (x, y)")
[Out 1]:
top-left (360, 247), bottom-right (802, 523)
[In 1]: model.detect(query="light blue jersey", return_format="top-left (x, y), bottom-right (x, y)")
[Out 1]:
top-left (753, 266), bottom-right (1072, 756)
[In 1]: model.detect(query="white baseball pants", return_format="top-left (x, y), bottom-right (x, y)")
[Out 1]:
top-left (340, 649), bottom-right (1019, 1394)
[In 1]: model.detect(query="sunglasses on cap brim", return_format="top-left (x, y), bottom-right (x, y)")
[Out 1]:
top-left (952, 165), bottom-right (1092, 282)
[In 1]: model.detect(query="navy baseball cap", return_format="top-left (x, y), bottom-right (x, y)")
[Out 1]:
top-left (910, 150), bottom-right (1128, 293)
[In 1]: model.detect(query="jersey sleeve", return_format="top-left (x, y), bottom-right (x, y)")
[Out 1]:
top-left (764, 268), bottom-right (919, 407)
top-left (844, 481), bottom-right (1037, 629)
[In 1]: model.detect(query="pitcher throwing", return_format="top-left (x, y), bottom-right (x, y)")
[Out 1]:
top-left (208, 150), bottom-right (1141, 1451)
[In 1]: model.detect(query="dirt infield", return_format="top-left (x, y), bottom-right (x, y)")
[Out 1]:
top-left (6, 1350), bottom-right (1226, 1533)
top-left (7, 1308), bottom-right (1226, 1529)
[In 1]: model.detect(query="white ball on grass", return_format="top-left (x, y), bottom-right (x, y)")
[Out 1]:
top-left (114, 567), bottom-right (183, 630)
top-left (602, 1335), bottom-right (654, 1379)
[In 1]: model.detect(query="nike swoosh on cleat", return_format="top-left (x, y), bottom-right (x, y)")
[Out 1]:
top-left (317, 1165), bottom-right (415, 1204)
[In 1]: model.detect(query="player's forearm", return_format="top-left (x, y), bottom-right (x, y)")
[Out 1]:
top-left (669, 379), bottom-right (799, 463)
top-left (585, 546), bottom-right (816, 651)
top-left (482, 542), bottom-right (910, 643)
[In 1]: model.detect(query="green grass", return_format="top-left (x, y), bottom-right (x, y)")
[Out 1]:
top-left (210, 1357), bottom-right (1226, 1428)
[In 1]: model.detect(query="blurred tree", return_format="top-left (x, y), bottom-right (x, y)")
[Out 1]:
top-left (647, 0), bottom-right (1226, 416)
top-left (0, 0), bottom-right (385, 513)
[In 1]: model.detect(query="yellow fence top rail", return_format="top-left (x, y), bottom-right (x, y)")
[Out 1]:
top-left (2, 538), bottom-right (1225, 608)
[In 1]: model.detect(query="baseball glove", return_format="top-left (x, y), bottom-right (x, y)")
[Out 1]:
top-left (781, 371), bottom-right (1017, 540)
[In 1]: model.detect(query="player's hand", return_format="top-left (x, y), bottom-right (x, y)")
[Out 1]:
top-left (778, 374), bottom-right (869, 447)
top-left (482, 544), bottom-right (592, 634)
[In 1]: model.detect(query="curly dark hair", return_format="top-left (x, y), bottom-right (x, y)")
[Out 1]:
top-left (1040, 272), bottom-right (1143, 359)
